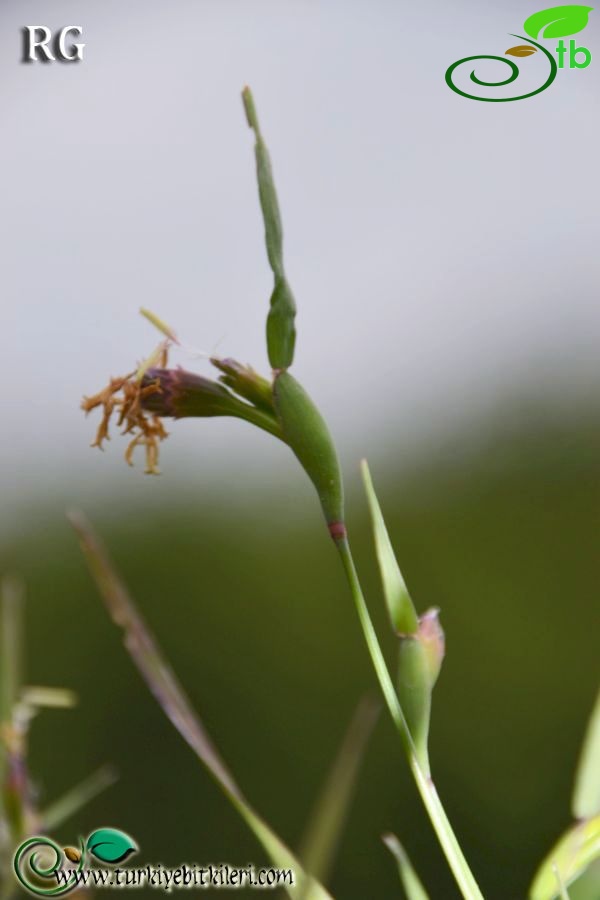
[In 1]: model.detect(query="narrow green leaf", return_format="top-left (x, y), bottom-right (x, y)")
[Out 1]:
top-left (573, 687), bottom-right (600, 819)
top-left (530, 816), bottom-right (600, 900)
top-left (242, 87), bottom-right (283, 277)
top-left (299, 696), bottom-right (379, 890)
top-left (69, 510), bottom-right (332, 900)
top-left (523, 6), bottom-right (593, 40)
top-left (41, 765), bottom-right (118, 831)
top-left (20, 686), bottom-right (77, 709)
top-left (361, 460), bottom-right (418, 635)
top-left (383, 833), bottom-right (430, 900)
top-left (242, 86), bottom-right (296, 370)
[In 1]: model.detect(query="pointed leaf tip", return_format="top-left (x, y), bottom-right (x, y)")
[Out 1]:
top-left (383, 833), bottom-right (430, 900)
top-left (360, 460), bottom-right (418, 635)
top-left (241, 88), bottom-right (296, 369)
top-left (242, 86), bottom-right (259, 132)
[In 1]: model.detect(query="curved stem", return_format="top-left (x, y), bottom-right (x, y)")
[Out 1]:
top-left (231, 405), bottom-right (286, 442)
top-left (335, 536), bottom-right (484, 900)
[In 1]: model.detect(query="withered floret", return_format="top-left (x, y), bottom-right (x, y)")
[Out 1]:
top-left (81, 374), bottom-right (167, 475)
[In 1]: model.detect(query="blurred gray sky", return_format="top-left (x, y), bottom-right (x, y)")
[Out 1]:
top-left (1, 0), bottom-right (599, 512)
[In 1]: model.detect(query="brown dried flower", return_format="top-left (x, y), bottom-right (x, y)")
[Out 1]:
top-left (81, 370), bottom-right (168, 475)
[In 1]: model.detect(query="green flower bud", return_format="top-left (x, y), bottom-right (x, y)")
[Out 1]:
top-left (397, 609), bottom-right (445, 773)
top-left (417, 607), bottom-right (445, 688)
top-left (210, 357), bottom-right (276, 415)
top-left (273, 371), bottom-right (344, 533)
top-left (397, 636), bottom-right (432, 771)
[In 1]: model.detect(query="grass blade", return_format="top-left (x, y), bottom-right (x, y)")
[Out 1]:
top-left (299, 696), bottom-right (379, 890)
top-left (19, 687), bottom-right (77, 710)
top-left (530, 815), bottom-right (600, 900)
top-left (573, 687), bottom-right (600, 819)
top-left (361, 461), bottom-right (418, 635)
top-left (69, 510), bottom-right (332, 900)
top-left (41, 765), bottom-right (118, 831)
top-left (383, 833), bottom-right (430, 900)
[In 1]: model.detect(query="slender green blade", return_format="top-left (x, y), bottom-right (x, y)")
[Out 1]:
top-left (69, 511), bottom-right (332, 900)
top-left (20, 686), bottom-right (77, 709)
top-left (41, 765), bottom-right (118, 831)
top-left (361, 460), bottom-right (418, 635)
top-left (383, 833), bottom-right (430, 900)
top-left (530, 816), bottom-right (600, 900)
top-left (242, 86), bottom-right (296, 370)
top-left (573, 687), bottom-right (600, 819)
top-left (241, 87), bottom-right (283, 278)
top-left (299, 696), bottom-right (379, 891)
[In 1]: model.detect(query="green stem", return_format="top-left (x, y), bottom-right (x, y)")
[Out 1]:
top-left (231, 405), bottom-right (286, 442)
top-left (335, 537), bottom-right (484, 900)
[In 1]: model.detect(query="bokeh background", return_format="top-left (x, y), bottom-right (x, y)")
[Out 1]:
top-left (1, 1), bottom-right (599, 897)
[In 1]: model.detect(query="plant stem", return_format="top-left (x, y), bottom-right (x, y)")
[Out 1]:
top-left (334, 537), bottom-right (485, 900)
top-left (230, 404), bottom-right (285, 442)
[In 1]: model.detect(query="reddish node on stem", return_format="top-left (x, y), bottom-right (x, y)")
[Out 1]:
top-left (328, 521), bottom-right (347, 541)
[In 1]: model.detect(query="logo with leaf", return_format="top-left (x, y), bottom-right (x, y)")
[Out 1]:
top-left (13, 828), bottom-right (138, 896)
top-left (446, 4), bottom-right (594, 101)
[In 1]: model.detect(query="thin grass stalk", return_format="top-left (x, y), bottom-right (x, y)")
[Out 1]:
top-left (299, 696), bottom-right (379, 892)
top-left (41, 766), bottom-right (118, 832)
top-left (69, 511), bottom-right (331, 900)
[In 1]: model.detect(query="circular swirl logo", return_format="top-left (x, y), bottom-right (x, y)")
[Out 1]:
top-left (13, 837), bottom-right (84, 896)
top-left (445, 5), bottom-right (594, 102)
top-left (445, 35), bottom-right (557, 102)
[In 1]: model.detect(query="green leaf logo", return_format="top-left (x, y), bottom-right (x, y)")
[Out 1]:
top-left (86, 828), bottom-right (137, 864)
top-left (524, 5), bottom-right (594, 39)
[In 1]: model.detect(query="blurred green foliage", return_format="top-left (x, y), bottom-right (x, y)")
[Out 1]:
top-left (1, 413), bottom-right (598, 899)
